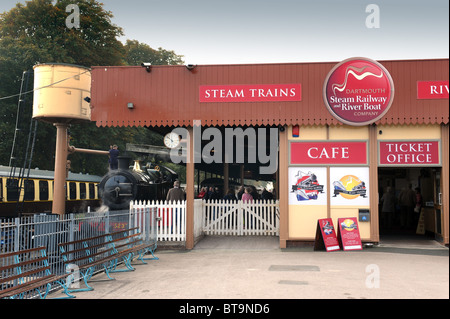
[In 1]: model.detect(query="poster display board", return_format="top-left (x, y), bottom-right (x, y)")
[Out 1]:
top-left (330, 167), bottom-right (370, 206)
top-left (337, 217), bottom-right (363, 251)
top-left (314, 218), bottom-right (340, 252)
top-left (289, 167), bottom-right (327, 205)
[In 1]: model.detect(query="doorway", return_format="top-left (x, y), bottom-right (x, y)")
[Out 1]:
top-left (378, 167), bottom-right (442, 241)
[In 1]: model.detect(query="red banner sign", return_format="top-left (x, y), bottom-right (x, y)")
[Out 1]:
top-left (199, 84), bottom-right (301, 103)
top-left (417, 81), bottom-right (449, 99)
top-left (323, 57), bottom-right (394, 126)
top-left (337, 217), bottom-right (362, 251)
top-left (379, 141), bottom-right (440, 166)
top-left (314, 218), bottom-right (340, 252)
top-left (290, 141), bottom-right (367, 165)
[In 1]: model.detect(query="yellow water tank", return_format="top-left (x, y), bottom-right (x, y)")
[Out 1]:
top-left (32, 63), bottom-right (91, 124)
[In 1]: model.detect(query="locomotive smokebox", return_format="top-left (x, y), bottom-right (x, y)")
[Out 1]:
top-left (117, 156), bottom-right (131, 170)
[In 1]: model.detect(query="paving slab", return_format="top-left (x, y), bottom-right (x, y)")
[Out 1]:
top-left (68, 235), bottom-right (448, 301)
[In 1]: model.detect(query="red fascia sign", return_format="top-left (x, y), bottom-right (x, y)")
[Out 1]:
top-left (290, 141), bottom-right (367, 165)
top-left (379, 141), bottom-right (440, 166)
top-left (417, 81), bottom-right (449, 99)
top-left (314, 218), bottom-right (340, 252)
top-left (337, 217), bottom-right (362, 251)
top-left (199, 84), bottom-right (301, 103)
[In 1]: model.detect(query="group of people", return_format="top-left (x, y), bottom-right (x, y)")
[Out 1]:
top-left (380, 183), bottom-right (423, 230)
top-left (197, 185), bottom-right (274, 202)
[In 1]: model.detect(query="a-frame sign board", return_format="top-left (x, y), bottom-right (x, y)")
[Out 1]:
top-left (336, 217), bottom-right (363, 251)
top-left (314, 218), bottom-right (340, 252)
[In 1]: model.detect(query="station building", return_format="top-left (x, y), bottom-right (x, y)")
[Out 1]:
top-left (90, 58), bottom-right (449, 248)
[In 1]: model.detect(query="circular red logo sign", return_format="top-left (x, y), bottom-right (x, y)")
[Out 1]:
top-left (323, 57), bottom-right (394, 126)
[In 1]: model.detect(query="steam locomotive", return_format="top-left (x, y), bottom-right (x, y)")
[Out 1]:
top-left (98, 156), bottom-right (178, 210)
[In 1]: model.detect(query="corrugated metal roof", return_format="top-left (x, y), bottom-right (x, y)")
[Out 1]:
top-left (90, 59), bottom-right (448, 127)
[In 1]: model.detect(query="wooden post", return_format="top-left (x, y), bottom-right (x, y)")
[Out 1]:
top-left (369, 124), bottom-right (380, 243)
top-left (185, 126), bottom-right (195, 249)
top-left (279, 127), bottom-right (289, 248)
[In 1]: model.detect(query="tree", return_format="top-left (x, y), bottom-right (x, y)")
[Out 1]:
top-left (124, 39), bottom-right (184, 66)
top-left (0, 0), bottom-right (184, 176)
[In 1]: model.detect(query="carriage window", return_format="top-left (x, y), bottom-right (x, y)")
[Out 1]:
top-left (0, 178), bottom-right (3, 201)
top-left (89, 183), bottom-right (95, 199)
top-left (69, 182), bottom-right (77, 200)
top-left (6, 178), bottom-right (19, 202)
top-left (39, 181), bottom-right (49, 201)
top-left (80, 183), bottom-right (86, 199)
top-left (24, 180), bottom-right (35, 201)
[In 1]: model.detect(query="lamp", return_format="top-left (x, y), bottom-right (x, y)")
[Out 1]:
top-left (141, 62), bottom-right (151, 73)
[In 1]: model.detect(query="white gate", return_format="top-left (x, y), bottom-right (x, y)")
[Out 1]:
top-left (131, 200), bottom-right (187, 242)
top-left (203, 200), bottom-right (279, 236)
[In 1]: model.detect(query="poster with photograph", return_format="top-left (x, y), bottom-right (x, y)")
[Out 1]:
top-left (289, 167), bottom-right (327, 205)
top-left (330, 167), bottom-right (370, 206)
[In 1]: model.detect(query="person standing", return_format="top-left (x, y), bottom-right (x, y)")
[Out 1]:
top-left (380, 187), bottom-right (396, 229)
top-left (166, 180), bottom-right (185, 202)
top-left (398, 184), bottom-right (416, 228)
top-left (241, 187), bottom-right (254, 203)
top-left (414, 187), bottom-right (423, 226)
top-left (108, 145), bottom-right (119, 170)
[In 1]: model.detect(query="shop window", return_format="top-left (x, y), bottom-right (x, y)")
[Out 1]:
top-left (24, 180), bottom-right (35, 201)
top-left (80, 183), bottom-right (87, 199)
top-left (69, 182), bottom-right (77, 200)
top-left (39, 181), bottom-right (49, 201)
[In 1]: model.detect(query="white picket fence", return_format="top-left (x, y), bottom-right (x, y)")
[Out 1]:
top-left (131, 199), bottom-right (280, 243)
top-left (131, 200), bottom-right (187, 242)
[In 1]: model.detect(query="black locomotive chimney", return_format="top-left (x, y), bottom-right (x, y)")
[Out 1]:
top-left (117, 156), bottom-right (131, 170)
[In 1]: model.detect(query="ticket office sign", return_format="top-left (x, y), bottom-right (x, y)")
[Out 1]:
top-left (378, 141), bottom-right (441, 166)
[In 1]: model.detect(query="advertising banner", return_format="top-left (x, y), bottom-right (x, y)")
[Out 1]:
top-left (417, 81), bottom-right (449, 99)
top-left (337, 217), bottom-right (363, 251)
top-left (314, 218), bottom-right (341, 252)
top-left (330, 167), bottom-right (370, 206)
top-left (289, 167), bottom-right (327, 205)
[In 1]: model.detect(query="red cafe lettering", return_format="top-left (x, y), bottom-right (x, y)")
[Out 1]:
top-left (290, 142), bottom-right (367, 165)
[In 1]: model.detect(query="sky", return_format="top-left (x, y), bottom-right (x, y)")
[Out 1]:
top-left (0, 0), bottom-right (448, 65)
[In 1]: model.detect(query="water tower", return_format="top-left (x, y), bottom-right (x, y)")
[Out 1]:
top-left (32, 63), bottom-right (103, 216)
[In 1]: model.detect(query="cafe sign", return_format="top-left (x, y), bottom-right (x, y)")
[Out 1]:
top-left (323, 57), bottom-right (395, 126)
